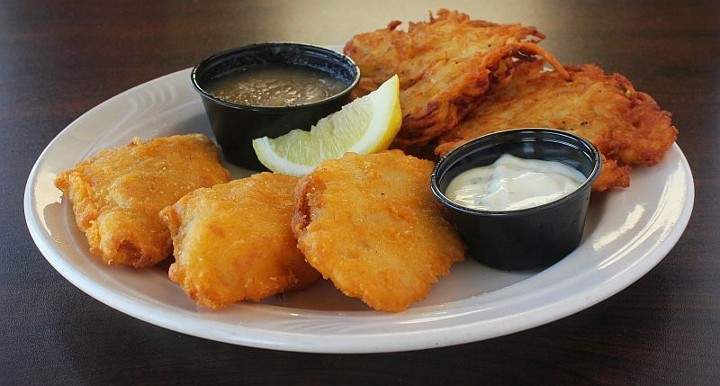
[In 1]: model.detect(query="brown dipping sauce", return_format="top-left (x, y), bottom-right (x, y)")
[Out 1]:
top-left (206, 65), bottom-right (347, 107)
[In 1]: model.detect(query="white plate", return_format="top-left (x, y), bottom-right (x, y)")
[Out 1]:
top-left (24, 67), bottom-right (694, 353)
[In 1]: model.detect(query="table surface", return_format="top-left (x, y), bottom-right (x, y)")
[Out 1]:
top-left (4, 0), bottom-right (719, 383)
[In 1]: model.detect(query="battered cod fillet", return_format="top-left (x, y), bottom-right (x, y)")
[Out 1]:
top-left (160, 173), bottom-right (320, 310)
top-left (292, 151), bottom-right (465, 312)
top-left (54, 134), bottom-right (230, 267)
top-left (343, 9), bottom-right (567, 151)
top-left (436, 60), bottom-right (678, 191)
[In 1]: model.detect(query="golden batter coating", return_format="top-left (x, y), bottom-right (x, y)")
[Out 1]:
top-left (161, 173), bottom-right (320, 310)
top-left (292, 151), bottom-right (465, 312)
top-left (54, 134), bottom-right (230, 267)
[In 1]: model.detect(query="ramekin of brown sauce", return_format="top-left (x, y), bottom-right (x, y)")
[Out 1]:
top-left (192, 43), bottom-right (360, 170)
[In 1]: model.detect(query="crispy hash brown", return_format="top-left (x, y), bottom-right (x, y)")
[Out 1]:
top-left (343, 8), bottom-right (567, 151)
top-left (292, 150), bottom-right (465, 312)
top-left (435, 61), bottom-right (678, 191)
top-left (161, 173), bottom-right (320, 310)
top-left (54, 134), bottom-right (230, 267)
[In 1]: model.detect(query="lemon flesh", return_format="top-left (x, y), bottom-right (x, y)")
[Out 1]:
top-left (252, 75), bottom-right (401, 176)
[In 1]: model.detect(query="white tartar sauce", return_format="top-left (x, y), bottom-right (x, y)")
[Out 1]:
top-left (445, 154), bottom-right (586, 211)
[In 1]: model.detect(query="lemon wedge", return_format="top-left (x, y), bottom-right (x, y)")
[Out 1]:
top-left (252, 74), bottom-right (401, 176)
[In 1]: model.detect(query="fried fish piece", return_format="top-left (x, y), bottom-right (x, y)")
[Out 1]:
top-left (343, 9), bottom-right (567, 151)
top-left (435, 60), bottom-right (678, 191)
top-left (292, 150), bottom-right (465, 312)
top-left (161, 173), bottom-right (320, 310)
top-left (54, 134), bottom-right (230, 267)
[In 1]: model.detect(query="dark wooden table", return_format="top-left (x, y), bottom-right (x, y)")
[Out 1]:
top-left (4, 1), bottom-right (719, 383)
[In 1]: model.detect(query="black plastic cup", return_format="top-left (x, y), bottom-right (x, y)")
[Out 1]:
top-left (191, 42), bottom-right (360, 170)
top-left (431, 129), bottom-right (602, 271)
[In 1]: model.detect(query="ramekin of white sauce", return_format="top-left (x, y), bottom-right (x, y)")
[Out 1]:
top-left (444, 154), bottom-right (587, 212)
top-left (430, 129), bottom-right (601, 270)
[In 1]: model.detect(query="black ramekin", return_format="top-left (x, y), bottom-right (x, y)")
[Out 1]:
top-left (191, 42), bottom-right (360, 170)
top-left (431, 129), bottom-right (602, 271)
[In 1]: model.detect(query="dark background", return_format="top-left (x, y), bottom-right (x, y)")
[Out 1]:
top-left (2, 1), bottom-right (718, 383)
